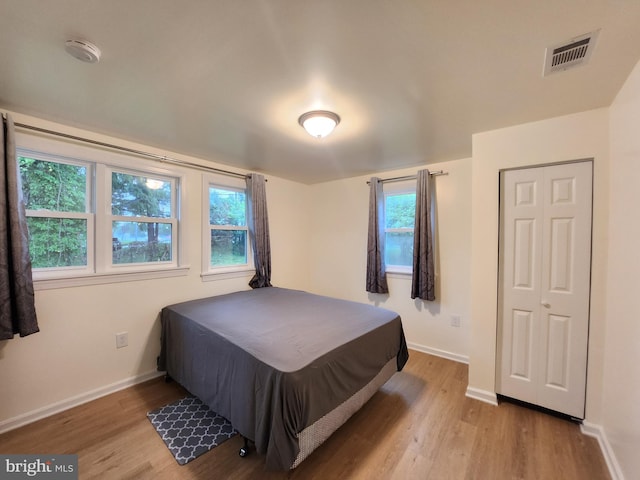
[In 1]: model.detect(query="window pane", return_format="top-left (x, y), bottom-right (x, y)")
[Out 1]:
top-left (209, 187), bottom-right (246, 226)
top-left (112, 221), bottom-right (172, 264)
top-left (26, 217), bottom-right (87, 268)
top-left (210, 230), bottom-right (247, 267)
top-left (19, 157), bottom-right (86, 212)
top-left (385, 193), bottom-right (416, 229)
top-left (385, 232), bottom-right (414, 266)
top-left (112, 172), bottom-right (171, 218)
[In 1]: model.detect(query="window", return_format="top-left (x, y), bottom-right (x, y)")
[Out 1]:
top-left (208, 186), bottom-right (248, 267)
top-left (202, 176), bottom-right (253, 277)
top-left (110, 169), bottom-right (176, 266)
top-left (384, 184), bottom-right (416, 273)
top-left (20, 155), bottom-right (92, 271)
top-left (17, 138), bottom-right (185, 287)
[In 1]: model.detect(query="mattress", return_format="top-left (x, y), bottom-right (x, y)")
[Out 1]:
top-left (158, 287), bottom-right (408, 469)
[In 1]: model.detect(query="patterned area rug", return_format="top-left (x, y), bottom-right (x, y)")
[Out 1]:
top-left (147, 396), bottom-right (237, 465)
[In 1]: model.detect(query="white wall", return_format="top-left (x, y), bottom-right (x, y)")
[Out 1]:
top-left (468, 108), bottom-right (610, 421)
top-left (308, 158), bottom-right (472, 362)
top-left (604, 59), bottom-right (640, 479)
top-left (0, 112), bottom-right (312, 429)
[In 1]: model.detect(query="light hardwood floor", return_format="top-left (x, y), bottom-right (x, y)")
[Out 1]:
top-left (0, 351), bottom-right (610, 479)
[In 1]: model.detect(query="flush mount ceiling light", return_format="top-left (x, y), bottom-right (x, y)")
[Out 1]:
top-left (298, 110), bottom-right (340, 139)
top-left (64, 39), bottom-right (101, 63)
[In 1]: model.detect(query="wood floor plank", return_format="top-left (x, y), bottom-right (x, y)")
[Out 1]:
top-left (0, 350), bottom-right (610, 479)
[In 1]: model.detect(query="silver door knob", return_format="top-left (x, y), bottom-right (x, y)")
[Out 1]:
top-left (541, 302), bottom-right (551, 308)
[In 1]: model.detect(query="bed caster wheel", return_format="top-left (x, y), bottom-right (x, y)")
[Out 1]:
top-left (239, 437), bottom-right (251, 458)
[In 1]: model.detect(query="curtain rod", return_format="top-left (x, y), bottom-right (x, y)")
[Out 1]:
top-left (366, 170), bottom-right (448, 185)
top-left (13, 121), bottom-right (250, 180)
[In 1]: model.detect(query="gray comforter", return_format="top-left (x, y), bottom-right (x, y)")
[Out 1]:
top-left (158, 287), bottom-right (408, 470)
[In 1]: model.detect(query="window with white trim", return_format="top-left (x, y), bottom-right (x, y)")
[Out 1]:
top-left (17, 141), bottom-right (184, 285)
top-left (383, 182), bottom-right (416, 274)
top-left (109, 168), bottom-right (177, 267)
top-left (20, 154), bottom-right (93, 272)
top-left (202, 175), bottom-right (253, 277)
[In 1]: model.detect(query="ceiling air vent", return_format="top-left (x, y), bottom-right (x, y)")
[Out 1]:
top-left (543, 30), bottom-right (599, 76)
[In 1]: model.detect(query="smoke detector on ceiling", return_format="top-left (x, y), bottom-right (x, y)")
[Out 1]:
top-left (543, 30), bottom-right (599, 76)
top-left (64, 39), bottom-right (101, 63)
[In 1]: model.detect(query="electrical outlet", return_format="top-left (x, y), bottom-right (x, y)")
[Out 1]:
top-left (450, 315), bottom-right (461, 328)
top-left (116, 332), bottom-right (128, 348)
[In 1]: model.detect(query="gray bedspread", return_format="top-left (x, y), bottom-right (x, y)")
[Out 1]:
top-left (158, 287), bottom-right (408, 470)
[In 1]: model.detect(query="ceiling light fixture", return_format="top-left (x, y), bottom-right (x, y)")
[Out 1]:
top-left (298, 110), bottom-right (340, 139)
top-left (64, 39), bottom-right (101, 63)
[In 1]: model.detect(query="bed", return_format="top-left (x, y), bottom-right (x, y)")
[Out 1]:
top-left (157, 287), bottom-right (409, 470)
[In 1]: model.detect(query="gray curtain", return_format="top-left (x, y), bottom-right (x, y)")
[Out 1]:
top-left (0, 113), bottom-right (39, 339)
top-left (411, 169), bottom-right (435, 300)
top-left (366, 177), bottom-right (389, 294)
top-left (246, 173), bottom-right (272, 288)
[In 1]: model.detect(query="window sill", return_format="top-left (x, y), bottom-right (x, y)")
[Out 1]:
top-left (201, 268), bottom-right (255, 282)
top-left (387, 270), bottom-right (413, 279)
top-left (386, 264), bottom-right (413, 277)
top-left (33, 266), bottom-right (190, 291)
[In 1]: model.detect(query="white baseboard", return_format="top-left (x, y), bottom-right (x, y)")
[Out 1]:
top-left (465, 386), bottom-right (499, 406)
top-left (0, 370), bottom-right (164, 435)
top-left (407, 342), bottom-right (469, 364)
top-left (581, 421), bottom-right (624, 480)
top-left (405, 344), bottom-right (496, 405)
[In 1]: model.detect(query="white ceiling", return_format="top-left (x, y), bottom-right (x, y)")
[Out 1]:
top-left (1, 1), bottom-right (640, 184)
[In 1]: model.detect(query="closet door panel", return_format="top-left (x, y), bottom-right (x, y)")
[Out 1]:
top-left (538, 162), bottom-right (592, 417)
top-left (498, 168), bottom-right (544, 403)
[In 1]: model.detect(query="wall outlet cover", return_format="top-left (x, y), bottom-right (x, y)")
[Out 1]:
top-left (116, 332), bottom-right (128, 348)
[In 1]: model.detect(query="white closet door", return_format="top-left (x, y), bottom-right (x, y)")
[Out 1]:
top-left (498, 161), bottom-right (592, 418)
